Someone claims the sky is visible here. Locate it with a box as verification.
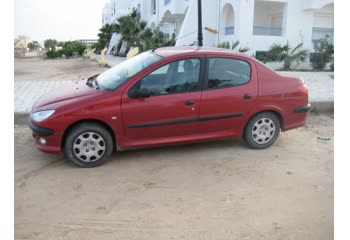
[14,0,106,43]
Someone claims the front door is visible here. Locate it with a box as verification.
[121,57,204,139]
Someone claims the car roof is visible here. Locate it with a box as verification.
[153,46,250,59]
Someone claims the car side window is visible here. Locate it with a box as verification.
[132,58,201,96]
[207,58,251,89]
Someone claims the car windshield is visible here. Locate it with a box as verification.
[97,51,163,91]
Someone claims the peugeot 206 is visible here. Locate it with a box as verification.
[29,47,311,167]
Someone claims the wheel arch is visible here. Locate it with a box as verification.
[61,119,117,151]
[243,109,285,137]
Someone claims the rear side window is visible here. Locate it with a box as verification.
[207,58,251,89]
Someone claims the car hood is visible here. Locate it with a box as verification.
[32,80,102,111]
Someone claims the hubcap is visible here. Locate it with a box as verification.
[73,132,106,162]
[251,118,276,145]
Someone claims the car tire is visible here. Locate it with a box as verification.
[64,123,114,168]
[244,112,281,149]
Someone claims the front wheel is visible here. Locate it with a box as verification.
[64,123,114,167]
[244,112,281,149]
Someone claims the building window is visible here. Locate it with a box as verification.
[225,27,234,36]
[312,27,334,43]
[221,3,235,36]
[312,4,334,43]
[253,0,286,36]
[165,0,171,6]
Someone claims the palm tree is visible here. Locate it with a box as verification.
[217,40,250,53]
[117,9,147,50]
[97,23,120,50]
[267,42,308,70]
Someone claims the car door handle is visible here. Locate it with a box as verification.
[185,100,195,106]
[243,94,252,100]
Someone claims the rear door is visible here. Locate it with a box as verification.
[197,56,258,134]
[121,57,204,139]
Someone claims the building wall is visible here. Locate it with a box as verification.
[102,0,333,59]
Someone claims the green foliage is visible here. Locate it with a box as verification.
[104,9,176,56]
[117,9,148,51]
[96,23,120,51]
[28,41,41,50]
[46,50,59,58]
[44,39,58,50]
[63,41,86,56]
[45,40,86,58]
[217,41,230,49]
[96,9,177,57]
[266,42,308,70]
[217,40,250,53]
[254,52,270,63]
[309,35,334,70]
[141,29,176,52]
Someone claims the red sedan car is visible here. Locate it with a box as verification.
[29,47,310,167]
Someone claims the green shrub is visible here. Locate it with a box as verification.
[63,41,86,56]
[217,40,250,53]
[56,50,64,58]
[255,51,270,63]
[265,42,308,70]
[310,36,334,70]
[217,41,230,49]
[46,50,59,58]
[63,48,74,57]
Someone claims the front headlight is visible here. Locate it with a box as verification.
[31,110,55,122]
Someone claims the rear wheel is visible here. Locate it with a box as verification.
[244,112,280,149]
[64,123,113,167]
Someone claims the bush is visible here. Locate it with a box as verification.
[309,53,329,70]
[310,36,334,70]
[56,49,64,58]
[255,51,269,63]
[217,40,250,53]
[264,42,308,70]
[46,50,59,58]
[63,41,86,56]
[63,48,74,57]
[46,41,87,58]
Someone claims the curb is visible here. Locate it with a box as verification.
[14,113,29,125]
[14,101,334,126]
[310,101,334,113]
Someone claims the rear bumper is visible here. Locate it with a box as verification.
[294,103,311,113]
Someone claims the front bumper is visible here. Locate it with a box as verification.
[28,118,54,136]
[28,118,61,154]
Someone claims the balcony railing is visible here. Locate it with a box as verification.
[225,27,235,35]
[253,26,282,36]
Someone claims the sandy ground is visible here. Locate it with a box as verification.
[15,113,333,240]
[14,57,107,81]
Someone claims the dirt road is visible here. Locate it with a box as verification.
[15,113,333,240]
[14,57,107,81]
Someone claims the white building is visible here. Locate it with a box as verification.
[102,0,334,57]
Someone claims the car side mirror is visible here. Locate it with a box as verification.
[128,88,151,99]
